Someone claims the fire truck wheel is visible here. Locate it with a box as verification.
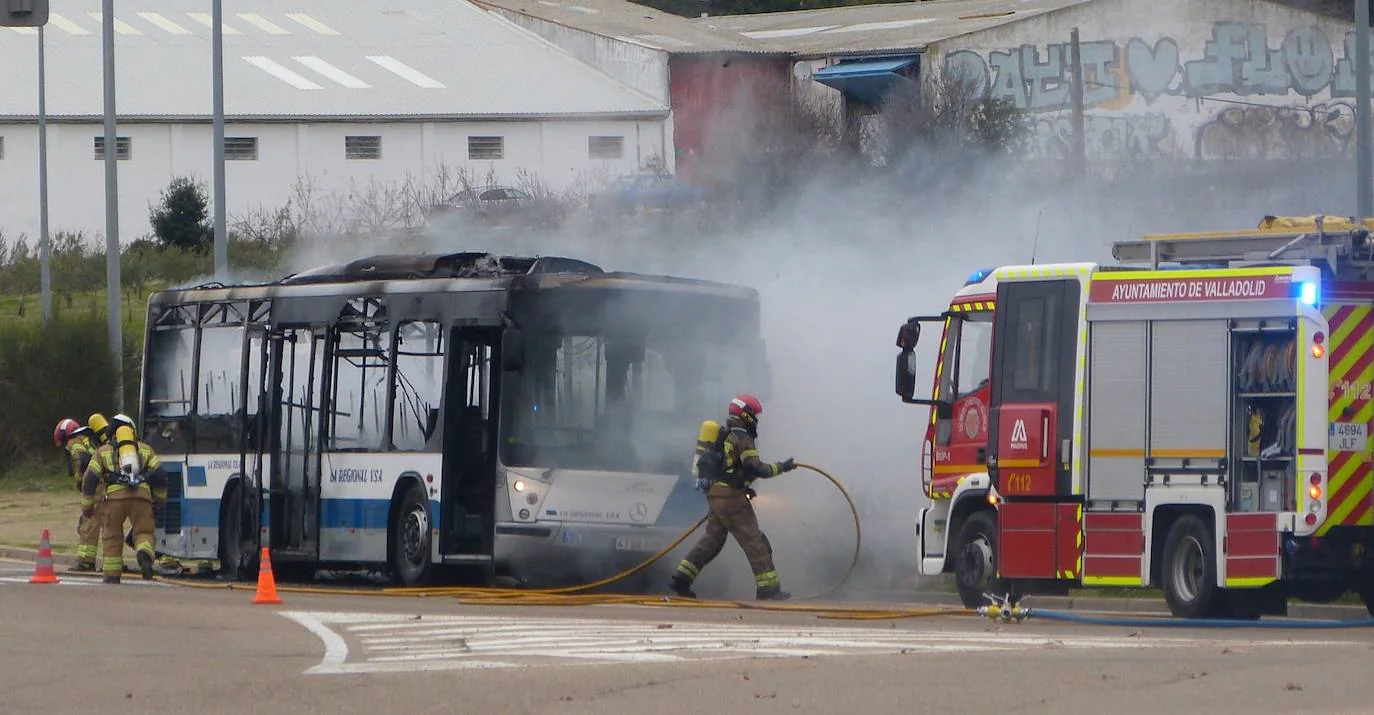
[389,483,433,587]
[1161,514,1221,619]
[954,511,1002,609]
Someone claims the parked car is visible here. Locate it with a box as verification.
[589,173,711,214]
[427,185,565,228]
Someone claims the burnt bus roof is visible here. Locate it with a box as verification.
[146,251,758,306]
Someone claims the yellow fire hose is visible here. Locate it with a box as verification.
[151,463,970,621]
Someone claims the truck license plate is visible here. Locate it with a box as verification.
[614,536,658,552]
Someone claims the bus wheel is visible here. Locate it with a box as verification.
[218,482,251,581]
[390,484,433,587]
[1161,514,1220,618]
[954,511,1002,609]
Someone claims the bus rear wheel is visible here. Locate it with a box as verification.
[390,483,433,587]
[218,481,253,581]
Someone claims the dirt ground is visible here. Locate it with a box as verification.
[0,491,138,560]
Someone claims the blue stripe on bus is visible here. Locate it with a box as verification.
[186,465,208,488]
[177,497,441,532]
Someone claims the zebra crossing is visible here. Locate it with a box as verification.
[0,567,168,587]
[280,610,1343,675]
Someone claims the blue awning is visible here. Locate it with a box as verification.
[812,56,917,106]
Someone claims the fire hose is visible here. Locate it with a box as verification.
[148,461,909,617]
[382,461,863,600]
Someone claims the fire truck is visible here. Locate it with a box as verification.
[895,215,1374,619]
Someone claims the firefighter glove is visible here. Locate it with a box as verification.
[746,488,758,500]
[777,458,796,473]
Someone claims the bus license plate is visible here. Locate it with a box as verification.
[615,536,659,552]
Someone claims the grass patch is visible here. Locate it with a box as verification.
[0,459,68,494]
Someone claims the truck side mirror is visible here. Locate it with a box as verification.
[500,328,525,373]
[895,349,918,400]
[894,320,921,400]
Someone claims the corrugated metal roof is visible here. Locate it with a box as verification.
[476,0,768,53]
[476,0,1091,56]
[697,0,1094,56]
[0,0,668,119]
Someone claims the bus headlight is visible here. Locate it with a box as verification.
[514,480,526,493]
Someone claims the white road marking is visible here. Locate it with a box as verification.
[280,611,1359,676]
[0,573,167,587]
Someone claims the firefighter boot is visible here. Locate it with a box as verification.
[103,574,120,585]
[756,584,791,601]
[668,571,698,599]
[137,550,155,581]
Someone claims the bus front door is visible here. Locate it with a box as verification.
[266,326,326,566]
[438,328,498,570]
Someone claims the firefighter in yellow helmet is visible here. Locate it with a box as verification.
[55,418,100,572]
[81,414,168,583]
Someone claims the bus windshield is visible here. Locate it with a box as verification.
[499,332,758,474]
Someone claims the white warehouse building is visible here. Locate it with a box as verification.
[0,0,671,243]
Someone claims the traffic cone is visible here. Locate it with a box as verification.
[29,529,60,584]
[251,546,282,605]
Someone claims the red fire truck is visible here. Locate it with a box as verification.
[896,215,1374,619]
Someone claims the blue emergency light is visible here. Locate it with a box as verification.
[1299,280,1318,306]
[965,268,995,286]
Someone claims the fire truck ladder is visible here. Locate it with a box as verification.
[1111,215,1374,280]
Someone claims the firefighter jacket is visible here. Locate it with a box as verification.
[81,442,168,508]
[65,436,96,492]
[719,422,781,490]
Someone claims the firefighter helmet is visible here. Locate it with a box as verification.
[728,394,764,425]
[88,413,110,445]
[53,418,90,447]
[109,413,137,441]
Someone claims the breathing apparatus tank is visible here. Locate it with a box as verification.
[110,415,144,485]
[693,419,723,491]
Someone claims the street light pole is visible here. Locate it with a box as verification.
[101,0,123,412]
[1357,0,1371,220]
[212,0,227,281]
[38,24,51,324]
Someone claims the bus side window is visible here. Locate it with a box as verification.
[391,320,445,452]
[144,327,194,454]
[330,321,390,452]
[193,325,246,453]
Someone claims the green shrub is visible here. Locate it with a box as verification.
[0,314,140,479]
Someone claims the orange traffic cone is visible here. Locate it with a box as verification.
[29,529,60,584]
[252,546,282,605]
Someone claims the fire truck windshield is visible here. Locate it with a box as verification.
[955,315,993,398]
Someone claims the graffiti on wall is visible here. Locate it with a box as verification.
[945,22,1373,112]
[1033,113,1174,161]
[1195,100,1354,159]
[945,21,1368,160]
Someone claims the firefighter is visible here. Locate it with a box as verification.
[669,394,797,601]
[55,418,100,572]
[81,414,168,583]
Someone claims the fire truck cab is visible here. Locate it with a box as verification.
[897,215,1374,619]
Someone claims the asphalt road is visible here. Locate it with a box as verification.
[4,560,1373,715]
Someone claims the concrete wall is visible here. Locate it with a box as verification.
[925,0,1363,162]
[0,117,668,242]
[486,9,671,105]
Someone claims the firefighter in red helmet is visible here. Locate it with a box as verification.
[670,394,797,601]
[55,418,100,572]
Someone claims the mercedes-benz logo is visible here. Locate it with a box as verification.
[629,502,648,522]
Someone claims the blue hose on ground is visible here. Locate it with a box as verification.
[1029,609,1374,629]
